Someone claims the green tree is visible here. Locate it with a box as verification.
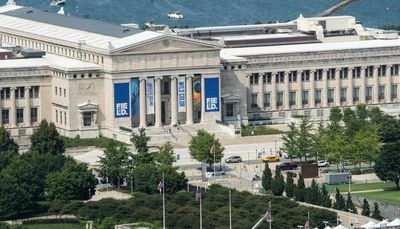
[131,128,154,164]
[99,216,117,229]
[0,160,37,217]
[285,172,295,198]
[295,174,306,202]
[312,121,326,161]
[282,117,314,163]
[374,140,400,189]
[271,166,285,196]
[282,122,298,161]
[345,193,357,214]
[351,124,381,166]
[305,179,320,205]
[0,126,19,170]
[371,202,383,220]
[46,160,97,201]
[188,129,224,167]
[155,142,175,167]
[261,162,272,191]
[98,141,131,188]
[333,188,346,210]
[132,164,161,194]
[328,106,343,133]
[30,120,65,155]
[163,166,188,194]
[321,185,332,208]
[361,199,370,217]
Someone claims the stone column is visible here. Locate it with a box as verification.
[322,70,328,107]
[10,87,16,127]
[25,86,31,127]
[360,67,366,104]
[139,77,147,128]
[373,66,379,103]
[297,71,302,109]
[335,68,340,106]
[186,75,193,125]
[284,71,289,109]
[154,76,162,127]
[258,73,264,110]
[271,72,277,110]
[348,68,354,106]
[386,64,392,103]
[170,76,178,125]
[310,70,316,108]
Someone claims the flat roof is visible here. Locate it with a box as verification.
[222,38,400,57]
[2,7,142,38]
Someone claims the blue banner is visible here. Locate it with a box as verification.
[114,83,130,118]
[204,77,220,112]
[130,79,140,116]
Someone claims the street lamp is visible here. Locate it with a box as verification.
[274,137,277,154]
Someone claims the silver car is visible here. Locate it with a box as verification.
[225,155,242,163]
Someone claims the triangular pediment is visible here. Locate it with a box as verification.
[113,35,221,55]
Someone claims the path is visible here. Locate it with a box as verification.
[317,0,356,17]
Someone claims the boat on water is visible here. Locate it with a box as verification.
[167,11,183,19]
[50,0,66,7]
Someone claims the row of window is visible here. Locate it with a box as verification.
[55,86,67,97]
[0,86,40,100]
[55,110,67,126]
[250,84,399,107]
[1,35,105,65]
[1,108,38,124]
[249,65,400,85]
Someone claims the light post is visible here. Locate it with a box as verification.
[348,172,352,194]
[274,137,277,154]
[348,209,353,229]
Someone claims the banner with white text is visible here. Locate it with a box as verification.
[204,77,220,112]
[114,82,130,118]
[178,76,186,112]
[146,78,155,114]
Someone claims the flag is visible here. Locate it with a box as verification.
[264,210,271,221]
[195,188,201,201]
[210,144,215,155]
[157,179,164,193]
[304,220,309,229]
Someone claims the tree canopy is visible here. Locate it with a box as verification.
[30,120,65,155]
[188,129,224,166]
[0,126,19,171]
[374,140,400,189]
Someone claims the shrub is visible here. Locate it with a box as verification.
[61,136,126,149]
[241,126,282,136]
[22,218,80,225]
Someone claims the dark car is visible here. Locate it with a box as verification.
[277,162,298,171]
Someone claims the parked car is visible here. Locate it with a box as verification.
[261,155,280,162]
[225,155,242,163]
[317,160,330,167]
[277,162,298,171]
[205,170,226,178]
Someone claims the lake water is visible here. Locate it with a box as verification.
[1,0,400,28]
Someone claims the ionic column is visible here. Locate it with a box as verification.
[284,71,289,109]
[186,75,193,125]
[25,86,31,127]
[360,67,366,103]
[348,68,354,106]
[297,71,302,109]
[10,87,16,127]
[271,72,277,110]
[373,66,379,103]
[386,64,392,103]
[154,76,162,127]
[335,68,341,106]
[139,77,147,128]
[170,76,178,126]
[258,73,264,110]
[322,70,328,107]
[310,70,316,108]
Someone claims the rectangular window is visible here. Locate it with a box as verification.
[302,90,309,104]
[251,94,257,108]
[31,108,38,123]
[55,86,58,95]
[328,68,336,80]
[1,110,9,124]
[315,89,322,103]
[15,87,24,99]
[365,66,374,78]
[60,112,63,124]
[250,73,259,85]
[83,112,92,127]
[226,103,234,117]
[0,88,10,100]
[378,65,386,77]
[162,81,170,95]
[56,110,58,123]
[353,67,361,78]
[391,85,398,99]
[340,68,348,79]
[379,85,385,99]
[59,88,62,96]
[315,69,323,81]
[289,91,296,105]
[301,70,310,82]
[64,112,67,125]
[266,72,272,83]
[276,72,284,83]
[64,89,66,97]
[328,88,334,103]
[391,64,399,76]
[353,88,360,101]
[16,108,23,123]
[340,88,347,102]
[277,92,283,106]
[289,71,297,82]
[29,86,40,98]
[264,93,270,107]
[366,86,372,100]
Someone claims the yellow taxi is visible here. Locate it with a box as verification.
[261,155,280,162]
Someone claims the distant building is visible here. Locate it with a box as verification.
[0,1,399,141]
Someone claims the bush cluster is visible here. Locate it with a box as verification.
[241,126,282,136]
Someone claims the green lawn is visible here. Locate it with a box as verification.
[355,190,400,205]
[16,224,85,229]
[327,182,396,193]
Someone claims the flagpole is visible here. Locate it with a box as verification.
[229,190,232,229]
[163,172,165,229]
[269,201,272,229]
[213,143,216,182]
[200,188,203,229]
